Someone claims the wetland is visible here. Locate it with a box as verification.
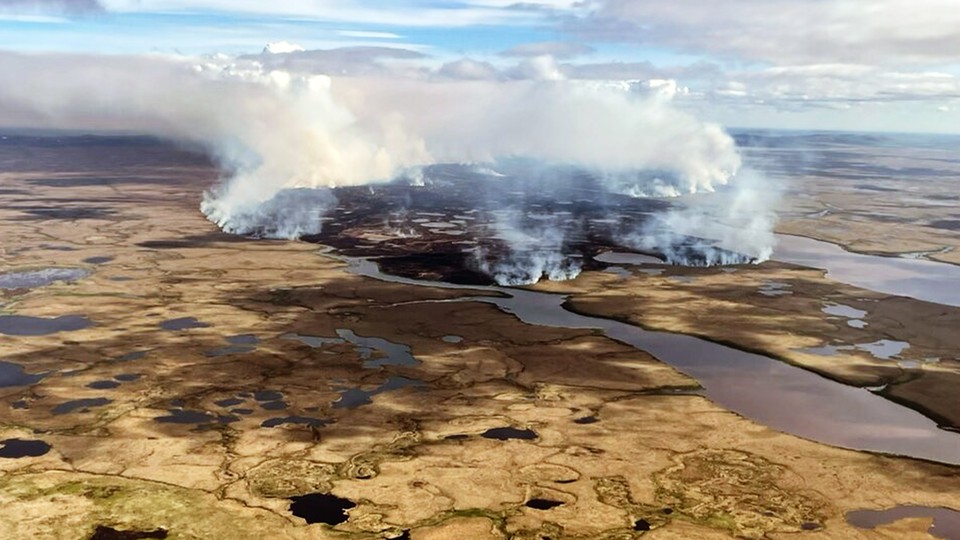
[1,132,959,539]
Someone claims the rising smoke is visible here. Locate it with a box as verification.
[620,169,780,265]
[472,210,583,286]
[0,49,778,281]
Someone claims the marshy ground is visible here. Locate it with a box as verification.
[1,134,959,539]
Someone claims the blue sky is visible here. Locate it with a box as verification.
[2,0,960,133]
[0,11,552,56]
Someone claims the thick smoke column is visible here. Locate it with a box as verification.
[0,51,742,236]
[0,52,429,237]
[0,49,779,281]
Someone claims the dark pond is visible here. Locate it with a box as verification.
[525,499,564,510]
[52,398,112,415]
[0,361,47,387]
[481,427,538,441]
[0,438,51,458]
[253,390,283,401]
[260,400,288,411]
[154,409,237,424]
[0,314,92,336]
[333,377,423,409]
[87,380,121,390]
[289,493,356,525]
[88,525,168,540]
[159,317,210,331]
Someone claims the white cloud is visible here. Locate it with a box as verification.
[507,55,565,80]
[0,13,68,23]
[337,30,401,39]
[716,65,960,105]
[99,0,543,27]
[5,0,960,132]
[573,0,960,66]
[436,58,500,80]
[500,41,593,59]
[1,0,104,16]
[467,0,579,7]
[239,46,429,77]
[263,41,304,54]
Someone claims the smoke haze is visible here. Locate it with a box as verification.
[621,169,781,265]
[0,48,778,280]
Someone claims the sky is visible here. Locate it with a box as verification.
[1,0,960,134]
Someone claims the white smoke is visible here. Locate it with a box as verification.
[343,76,741,195]
[381,207,422,239]
[621,169,781,266]
[205,187,337,238]
[472,210,582,286]
[0,50,744,239]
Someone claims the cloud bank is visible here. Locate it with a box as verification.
[2,0,104,15]
[573,0,960,66]
[3,0,958,133]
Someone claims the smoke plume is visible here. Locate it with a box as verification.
[472,210,582,286]
[621,169,781,265]
[0,51,742,229]
[0,49,779,281]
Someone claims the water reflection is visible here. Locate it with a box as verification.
[346,256,960,465]
[775,235,960,307]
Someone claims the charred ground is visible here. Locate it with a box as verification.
[300,165,744,284]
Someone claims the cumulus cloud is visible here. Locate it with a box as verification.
[262,41,304,54]
[505,55,566,81]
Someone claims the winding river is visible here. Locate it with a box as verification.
[344,256,960,466]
